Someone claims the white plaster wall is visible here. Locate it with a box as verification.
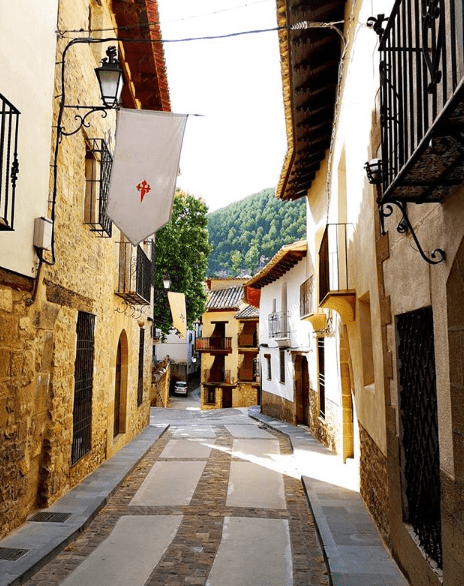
[0,1,58,276]
[302,0,398,455]
[155,329,198,374]
[259,257,311,402]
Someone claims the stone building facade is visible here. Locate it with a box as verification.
[196,279,259,409]
[274,0,464,584]
[0,0,170,538]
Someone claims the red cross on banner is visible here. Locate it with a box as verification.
[136,180,151,202]
[107,109,188,246]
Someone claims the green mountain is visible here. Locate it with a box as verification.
[207,188,306,277]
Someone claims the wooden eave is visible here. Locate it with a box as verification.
[246,240,307,289]
[276,0,346,201]
[112,0,171,111]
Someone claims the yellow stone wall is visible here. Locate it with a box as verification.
[0,0,156,538]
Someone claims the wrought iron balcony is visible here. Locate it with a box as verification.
[116,242,152,305]
[375,0,464,205]
[268,311,290,339]
[205,369,232,384]
[318,223,355,323]
[195,337,232,353]
[0,93,20,231]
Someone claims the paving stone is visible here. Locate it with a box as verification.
[19,415,328,586]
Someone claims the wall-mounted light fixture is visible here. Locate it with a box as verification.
[162,274,171,290]
[364,158,383,185]
[94,46,124,109]
[365,158,445,265]
[61,43,124,138]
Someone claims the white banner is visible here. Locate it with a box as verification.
[107,109,188,246]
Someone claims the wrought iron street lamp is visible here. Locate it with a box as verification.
[94,46,124,109]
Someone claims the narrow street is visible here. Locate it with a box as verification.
[21,395,328,586]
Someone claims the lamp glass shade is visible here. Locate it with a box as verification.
[95,66,124,108]
[163,276,171,290]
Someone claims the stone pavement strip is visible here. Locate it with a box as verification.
[0,423,168,586]
[249,406,409,586]
[3,408,329,586]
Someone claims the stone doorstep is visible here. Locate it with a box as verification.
[248,408,408,586]
[0,423,170,586]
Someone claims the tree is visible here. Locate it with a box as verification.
[244,242,260,276]
[153,190,212,338]
[230,251,243,276]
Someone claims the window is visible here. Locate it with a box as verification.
[84,138,112,237]
[0,93,20,231]
[359,295,374,386]
[207,388,216,404]
[72,312,96,465]
[397,307,442,568]
[318,338,325,419]
[116,237,152,305]
[265,354,271,381]
[280,349,286,383]
[137,328,145,406]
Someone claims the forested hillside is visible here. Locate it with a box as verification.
[207,188,306,277]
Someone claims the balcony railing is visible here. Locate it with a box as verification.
[300,275,315,318]
[378,0,464,203]
[319,224,353,302]
[195,337,232,353]
[116,243,151,305]
[0,93,20,231]
[318,223,355,323]
[205,369,232,384]
[268,311,290,339]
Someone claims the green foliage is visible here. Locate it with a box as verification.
[207,188,306,276]
[153,190,212,338]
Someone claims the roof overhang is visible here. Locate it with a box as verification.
[112,0,171,111]
[276,0,346,201]
[246,240,307,290]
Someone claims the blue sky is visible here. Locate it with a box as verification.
[157,0,287,212]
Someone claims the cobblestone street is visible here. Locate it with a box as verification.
[21,407,328,586]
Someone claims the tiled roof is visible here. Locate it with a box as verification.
[206,286,244,310]
[236,305,259,319]
[246,240,307,289]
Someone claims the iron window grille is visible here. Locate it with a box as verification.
[318,337,326,419]
[137,328,145,407]
[71,312,96,465]
[377,0,464,203]
[0,94,20,231]
[84,138,112,237]
[300,275,315,317]
[116,240,152,305]
[319,223,352,303]
[280,349,286,383]
[268,311,290,339]
[397,306,442,568]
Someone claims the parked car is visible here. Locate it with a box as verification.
[174,381,188,395]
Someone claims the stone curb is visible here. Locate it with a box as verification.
[248,407,408,586]
[0,423,169,586]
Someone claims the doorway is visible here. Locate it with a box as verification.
[222,388,232,408]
